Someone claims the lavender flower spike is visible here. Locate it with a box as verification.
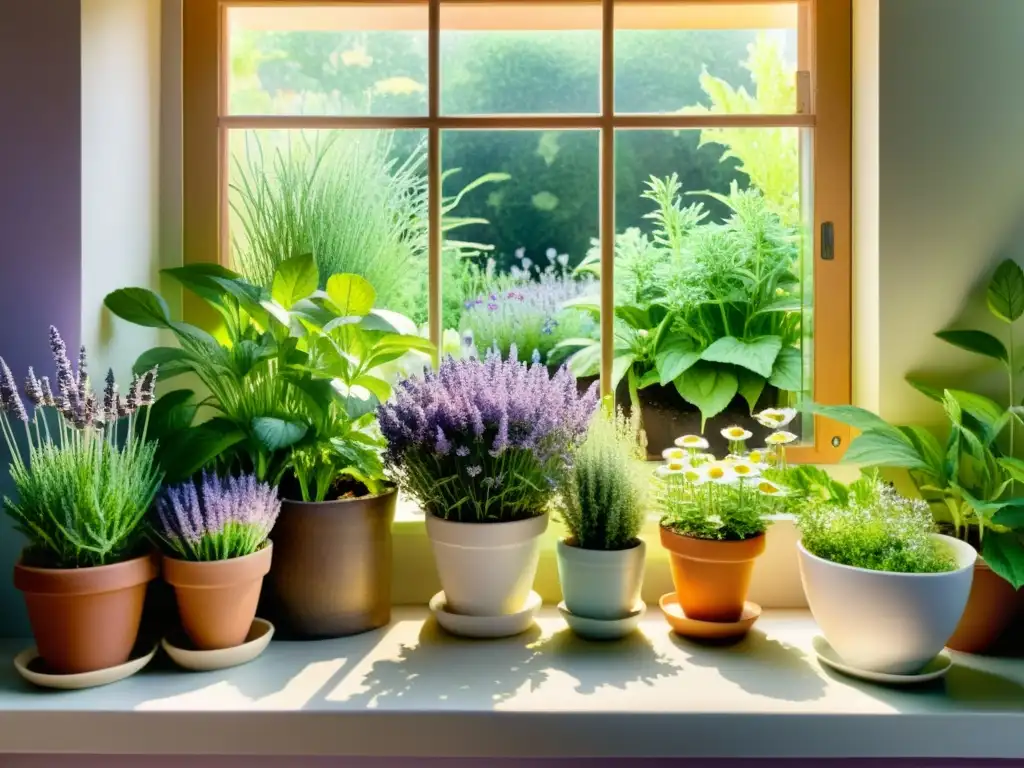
[0,358,28,423]
[48,326,78,411]
[139,367,158,406]
[24,367,43,406]
[102,369,116,422]
[39,376,55,408]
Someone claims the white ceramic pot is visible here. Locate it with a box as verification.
[798,534,976,674]
[426,513,548,616]
[556,539,645,620]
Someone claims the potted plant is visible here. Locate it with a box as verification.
[815,259,1024,654]
[378,346,597,629]
[1,328,162,674]
[657,414,792,633]
[104,255,433,637]
[153,472,280,650]
[796,471,976,674]
[555,401,647,626]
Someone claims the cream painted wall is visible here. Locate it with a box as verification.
[81,0,178,382]
[870,0,1024,424]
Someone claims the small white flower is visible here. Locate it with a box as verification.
[701,462,734,484]
[755,408,797,428]
[765,430,798,446]
[721,426,753,442]
[730,460,761,480]
[656,461,687,478]
[662,447,686,462]
[748,449,765,464]
[675,435,709,450]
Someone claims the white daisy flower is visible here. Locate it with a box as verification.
[755,408,797,428]
[730,460,761,480]
[748,449,765,464]
[721,426,753,442]
[765,430,798,446]
[701,462,734,484]
[675,435,709,450]
[662,447,686,462]
[656,461,687,477]
[756,479,790,497]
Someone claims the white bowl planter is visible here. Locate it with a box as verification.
[798,534,976,675]
[426,513,548,616]
[556,539,645,620]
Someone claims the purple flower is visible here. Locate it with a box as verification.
[0,358,28,423]
[455,445,470,457]
[487,302,499,312]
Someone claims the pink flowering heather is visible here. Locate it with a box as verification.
[153,472,280,561]
[378,346,598,522]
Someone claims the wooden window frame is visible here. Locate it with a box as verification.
[183,0,851,463]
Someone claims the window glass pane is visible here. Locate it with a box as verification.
[226,5,428,116]
[611,127,810,458]
[227,129,431,325]
[440,3,601,115]
[440,130,600,371]
[614,2,801,115]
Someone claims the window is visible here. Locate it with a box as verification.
[184,0,851,462]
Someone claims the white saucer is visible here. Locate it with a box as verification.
[14,644,158,690]
[812,636,952,685]
[162,618,275,672]
[558,601,646,640]
[429,591,542,638]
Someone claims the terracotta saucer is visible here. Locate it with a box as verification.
[558,601,646,640]
[659,592,761,639]
[430,590,541,639]
[14,644,158,690]
[162,618,274,672]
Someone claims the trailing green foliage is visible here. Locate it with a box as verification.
[558,401,647,550]
[104,256,433,500]
[798,472,957,575]
[813,259,1024,589]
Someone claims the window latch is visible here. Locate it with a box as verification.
[821,221,835,261]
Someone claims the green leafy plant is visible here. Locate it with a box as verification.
[104,255,433,501]
[657,415,793,541]
[563,178,801,427]
[0,329,162,568]
[813,259,1024,589]
[558,400,647,550]
[798,472,957,575]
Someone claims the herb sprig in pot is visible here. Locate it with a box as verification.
[154,472,280,651]
[379,346,597,623]
[1,328,162,675]
[556,401,648,625]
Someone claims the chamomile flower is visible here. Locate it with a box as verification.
[702,462,733,483]
[662,447,686,462]
[748,449,765,464]
[756,480,789,497]
[675,435,709,450]
[765,430,798,446]
[721,426,753,442]
[730,460,761,480]
[656,460,687,477]
[755,408,797,429]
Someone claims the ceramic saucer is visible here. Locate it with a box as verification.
[14,644,158,690]
[659,592,761,640]
[812,636,952,686]
[558,600,646,640]
[430,590,542,638]
[162,618,275,672]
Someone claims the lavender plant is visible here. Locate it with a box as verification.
[152,472,280,561]
[378,347,598,523]
[559,401,647,550]
[0,328,162,568]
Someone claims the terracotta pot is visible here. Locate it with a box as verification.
[799,535,976,674]
[13,552,158,674]
[659,526,766,622]
[162,544,273,651]
[946,557,1020,654]
[264,488,396,638]
[426,513,548,616]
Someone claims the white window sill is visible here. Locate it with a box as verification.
[0,608,1022,758]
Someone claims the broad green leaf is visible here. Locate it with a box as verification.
[568,344,601,378]
[251,417,308,452]
[982,530,1024,589]
[359,308,418,335]
[754,295,801,315]
[655,337,700,385]
[898,425,945,480]
[610,352,637,393]
[737,369,767,414]
[987,259,1024,323]
[326,274,376,317]
[999,456,1024,484]
[132,347,198,379]
[272,254,318,309]
[141,389,196,443]
[614,305,651,330]
[104,288,172,329]
[945,389,1007,443]
[813,403,910,438]
[158,420,246,483]
[934,330,1008,364]
[353,374,393,403]
[162,264,240,306]
[674,363,739,427]
[560,296,600,321]
[906,377,943,402]
[841,432,932,471]
[768,346,802,392]
[701,336,782,379]
[992,506,1024,529]
[637,368,661,388]
[333,381,378,418]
